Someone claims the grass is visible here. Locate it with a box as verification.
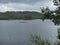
[31,34,51,45]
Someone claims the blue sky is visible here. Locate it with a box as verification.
[0,0,57,12]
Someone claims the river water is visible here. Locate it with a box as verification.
[0,19,59,45]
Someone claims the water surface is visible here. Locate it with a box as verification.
[0,19,59,45]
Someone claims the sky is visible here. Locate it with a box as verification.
[0,0,57,12]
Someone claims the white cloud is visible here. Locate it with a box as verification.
[0,1,57,12]
[34,0,57,10]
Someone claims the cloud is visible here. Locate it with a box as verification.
[0,0,57,12]
[0,0,41,4]
[0,3,40,12]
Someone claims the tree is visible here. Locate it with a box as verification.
[53,0,60,6]
[55,6,60,15]
[53,0,60,18]
[41,7,52,19]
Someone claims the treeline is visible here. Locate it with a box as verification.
[0,11,41,20]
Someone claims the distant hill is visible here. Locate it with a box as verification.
[0,11,41,20]
[1,11,41,15]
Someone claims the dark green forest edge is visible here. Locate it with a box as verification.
[0,11,41,20]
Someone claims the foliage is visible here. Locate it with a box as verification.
[23,15,32,20]
[40,6,60,25]
[41,7,53,19]
[0,11,41,20]
[53,0,59,6]
[31,34,51,45]
[55,7,60,15]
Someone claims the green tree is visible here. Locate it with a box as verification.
[41,7,52,19]
[53,0,60,6]
[55,6,60,15]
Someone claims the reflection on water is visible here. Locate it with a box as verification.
[31,28,60,45]
[0,19,59,45]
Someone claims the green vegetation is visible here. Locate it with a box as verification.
[31,34,51,45]
[40,7,53,19]
[40,6,60,25]
[0,11,41,20]
[55,28,60,45]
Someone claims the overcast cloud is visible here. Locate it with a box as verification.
[0,0,57,12]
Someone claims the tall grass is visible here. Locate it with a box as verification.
[31,34,51,45]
